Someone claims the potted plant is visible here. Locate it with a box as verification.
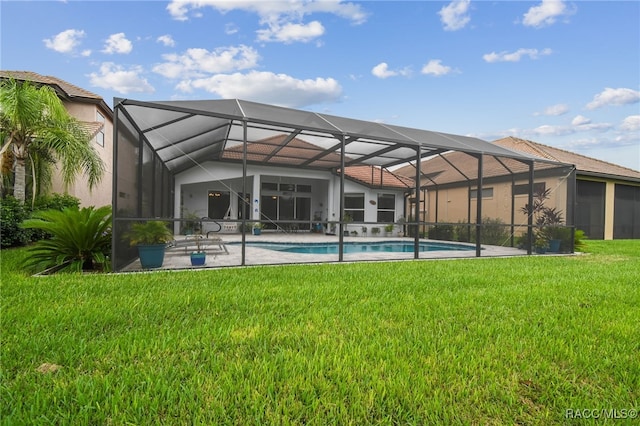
[189,233,206,266]
[361,226,368,237]
[252,222,264,235]
[384,223,394,237]
[343,212,353,237]
[520,188,564,253]
[397,216,407,237]
[126,220,173,269]
[371,227,380,237]
[326,221,337,235]
[181,207,201,235]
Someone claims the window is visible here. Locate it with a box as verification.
[345,193,364,222]
[470,187,494,199]
[513,182,546,196]
[96,111,105,147]
[377,193,395,222]
[262,182,278,191]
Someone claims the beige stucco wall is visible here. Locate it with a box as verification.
[49,101,113,208]
[423,176,569,234]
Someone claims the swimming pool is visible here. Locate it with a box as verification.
[234,240,475,254]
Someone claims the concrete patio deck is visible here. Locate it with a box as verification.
[121,232,527,272]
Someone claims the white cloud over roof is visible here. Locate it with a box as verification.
[175,70,342,108]
[89,62,154,94]
[153,45,260,79]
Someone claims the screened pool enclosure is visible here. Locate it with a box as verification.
[112,98,576,271]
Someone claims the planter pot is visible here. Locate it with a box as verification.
[535,246,548,254]
[137,244,166,269]
[253,228,262,235]
[548,239,561,253]
[190,252,206,266]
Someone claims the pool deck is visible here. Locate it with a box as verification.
[122,232,528,272]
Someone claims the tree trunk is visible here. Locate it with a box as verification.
[13,156,26,203]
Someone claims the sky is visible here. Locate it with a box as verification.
[1,0,639,170]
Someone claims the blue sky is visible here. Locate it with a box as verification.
[1,0,639,170]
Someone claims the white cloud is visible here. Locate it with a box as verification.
[102,33,133,54]
[43,29,86,54]
[421,59,454,76]
[522,0,575,28]
[586,87,640,110]
[620,115,640,131]
[225,23,239,35]
[438,0,471,31]
[257,20,324,43]
[157,35,176,47]
[176,70,342,108]
[153,45,260,79]
[88,62,154,94]
[571,115,591,126]
[538,104,569,116]
[483,48,552,63]
[371,63,395,79]
[532,124,575,137]
[166,0,366,43]
[371,62,410,79]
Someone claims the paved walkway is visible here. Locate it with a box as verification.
[122,232,527,272]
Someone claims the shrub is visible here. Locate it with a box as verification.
[20,205,112,273]
[428,225,454,241]
[29,194,81,241]
[479,217,510,246]
[454,221,472,242]
[0,196,32,248]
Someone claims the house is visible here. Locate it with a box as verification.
[394,136,640,240]
[0,71,113,207]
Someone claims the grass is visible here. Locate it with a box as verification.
[1,241,639,425]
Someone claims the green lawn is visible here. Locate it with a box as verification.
[1,241,639,425]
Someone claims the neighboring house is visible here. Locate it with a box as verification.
[494,137,640,240]
[395,136,640,240]
[0,71,113,208]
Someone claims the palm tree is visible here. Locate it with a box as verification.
[0,78,104,205]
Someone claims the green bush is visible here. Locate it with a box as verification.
[29,194,81,241]
[20,205,112,273]
[454,221,472,242]
[428,224,454,241]
[479,217,510,246]
[33,193,80,211]
[0,196,32,248]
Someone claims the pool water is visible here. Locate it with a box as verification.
[238,240,474,254]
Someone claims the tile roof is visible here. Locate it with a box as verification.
[340,165,414,189]
[494,137,640,181]
[223,134,413,189]
[222,134,344,168]
[0,70,102,100]
[395,136,640,187]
